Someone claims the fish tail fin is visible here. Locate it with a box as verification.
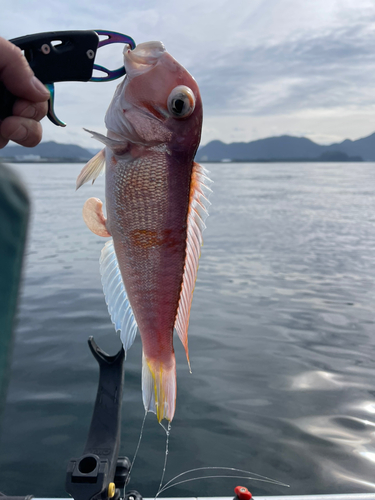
[142,351,176,422]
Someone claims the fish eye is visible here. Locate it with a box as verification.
[167,85,195,119]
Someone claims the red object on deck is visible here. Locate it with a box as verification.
[234,486,252,500]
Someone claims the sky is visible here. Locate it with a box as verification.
[2,0,375,149]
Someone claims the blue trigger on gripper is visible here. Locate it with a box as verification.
[46,83,66,127]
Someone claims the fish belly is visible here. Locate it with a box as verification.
[106,151,192,367]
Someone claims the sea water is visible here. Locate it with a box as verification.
[0,162,374,497]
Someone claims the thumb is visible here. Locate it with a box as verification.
[0,36,50,103]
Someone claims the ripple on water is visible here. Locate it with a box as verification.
[1,162,375,497]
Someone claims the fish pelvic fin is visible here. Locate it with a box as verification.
[82,197,111,237]
[174,162,212,371]
[100,239,138,353]
[76,148,106,190]
[142,351,176,422]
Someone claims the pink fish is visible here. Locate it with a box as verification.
[76,41,211,422]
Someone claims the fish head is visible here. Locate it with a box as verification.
[105,41,202,158]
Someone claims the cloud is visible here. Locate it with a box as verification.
[194,16,375,118]
[2,0,375,146]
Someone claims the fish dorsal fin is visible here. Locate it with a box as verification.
[76,148,106,190]
[100,239,138,352]
[174,162,212,370]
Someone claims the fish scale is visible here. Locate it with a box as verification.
[107,152,190,355]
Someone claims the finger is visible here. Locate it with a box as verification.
[0,115,43,147]
[0,135,9,149]
[0,37,50,103]
[13,99,49,122]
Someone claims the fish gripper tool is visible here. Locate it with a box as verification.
[0,30,136,127]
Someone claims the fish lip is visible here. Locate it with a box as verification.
[123,41,166,78]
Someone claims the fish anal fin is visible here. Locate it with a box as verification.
[174,162,212,370]
[76,149,106,190]
[83,197,111,237]
[142,352,176,422]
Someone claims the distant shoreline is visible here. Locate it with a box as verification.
[201,157,365,163]
[0,158,88,164]
[1,133,373,163]
[0,157,368,164]
[197,134,374,162]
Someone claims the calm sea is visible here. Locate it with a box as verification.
[0,162,374,498]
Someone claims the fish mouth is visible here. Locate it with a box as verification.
[123,41,166,78]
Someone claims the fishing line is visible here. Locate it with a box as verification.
[155,466,289,498]
[123,410,148,500]
[156,475,289,496]
[129,410,148,475]
[155,420,172,498]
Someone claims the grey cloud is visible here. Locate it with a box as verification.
[192,18,375,116]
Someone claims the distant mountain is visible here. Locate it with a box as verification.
[316,151,362,162]
[0,133,372,163]
[196,133,375,162]
[324,133,375,160]
[0,141,93,161]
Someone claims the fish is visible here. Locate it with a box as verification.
[76,41,211,422]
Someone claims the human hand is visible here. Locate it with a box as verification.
[0,36,50,149]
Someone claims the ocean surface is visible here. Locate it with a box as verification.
[0,161,375,498]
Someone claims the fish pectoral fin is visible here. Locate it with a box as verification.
[100,239,138,352]
[82,197,111,237]
[142,352,176,422]
[76,149,106,190]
